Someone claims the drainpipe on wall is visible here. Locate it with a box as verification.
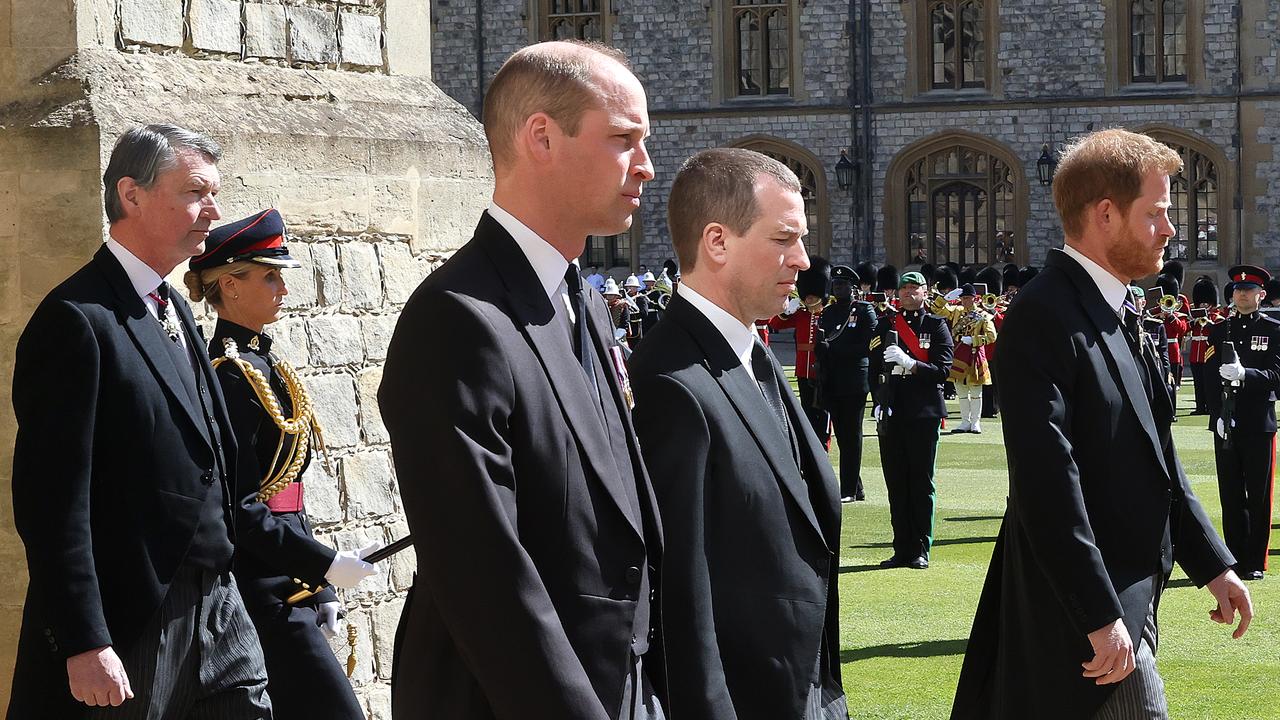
[859,0,875,262]
[476,0,486,118]
[847,0,860,262]
[1234,0,1244,265]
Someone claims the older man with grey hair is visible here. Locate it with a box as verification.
[8,124,272,719]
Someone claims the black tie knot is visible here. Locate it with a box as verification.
[565,266,583,295]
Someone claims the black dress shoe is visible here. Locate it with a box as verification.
[906,556,929,570]
[880,556,906,569]
[1241,570,1264,581]
[840,496,856,503]
[853,493,866,501]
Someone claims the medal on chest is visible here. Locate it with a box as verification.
[919,332,931,350]
[1251,335,1269,351]
[160,307,181,343]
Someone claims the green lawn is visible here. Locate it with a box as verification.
[791,374,1280,719]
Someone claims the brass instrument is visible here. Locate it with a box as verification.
[981,293,1000,313]
[1158,294,1180,313]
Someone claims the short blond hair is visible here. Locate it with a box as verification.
[1052,129,1183,239]
[482,41,630,170]
[667,148,802,271]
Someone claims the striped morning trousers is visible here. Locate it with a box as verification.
[1093,608,1168,720]
[85,564,272,720]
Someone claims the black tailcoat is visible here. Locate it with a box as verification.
[951,249,1233,719]
[628,293,844,720]
[378,213,663,720]
[8,247,241,718]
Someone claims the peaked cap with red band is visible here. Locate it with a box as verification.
[188,208,300,272]
[1226,264,1270,292]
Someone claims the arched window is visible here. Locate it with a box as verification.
[731,0,792,96]
[1129,0,1187,83]
[538,0,607,41]
[1146,132,1219,262]
[886,133,1028,267]
[929,0,986,90]
[733,137,829,257]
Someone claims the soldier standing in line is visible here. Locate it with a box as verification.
[869,271,954,569]
[818,264,878,502]
[1205,265,1280,582]
[1187,275,1226,415]
[769,257,834,447]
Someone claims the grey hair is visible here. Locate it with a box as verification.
[103,124,223,223]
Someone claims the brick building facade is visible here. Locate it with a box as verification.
[432,0,1280,288]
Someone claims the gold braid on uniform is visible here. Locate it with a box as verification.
[211,338,330,503]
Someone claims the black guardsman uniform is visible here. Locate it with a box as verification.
[818,264,877,501]
[869,271,954,569]
[1205,265,1280,581]
[191,209,364,719]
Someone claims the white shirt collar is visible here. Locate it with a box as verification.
[105,237,164,299]
[676,282,757,369]
[487,201,571,302]
[1062,243,1130,314]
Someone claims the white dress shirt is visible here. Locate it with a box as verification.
[1062,243,1131,316]
[676,282,759,372]
[105,237,189,352]
[488,202,578,323]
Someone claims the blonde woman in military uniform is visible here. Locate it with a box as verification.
[185,209,374,719]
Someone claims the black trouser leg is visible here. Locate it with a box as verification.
[905,419,942,559]
[1190,363,1208,413]
[797,378,830,447]
[830,393,867,499]
[878,420,912,559]
[1237,433,1276,572]
[1215,434,1250,568]
[249,602,365,720]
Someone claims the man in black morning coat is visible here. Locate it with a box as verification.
[378,42,664,720]
[952,129,1252,720]
[8,125,272,718]
[629,148,846,720]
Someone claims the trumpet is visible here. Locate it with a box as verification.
[1156,294,1186,317]
[981,293,1001,312]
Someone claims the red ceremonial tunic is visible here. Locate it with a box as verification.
[768,308,820,379]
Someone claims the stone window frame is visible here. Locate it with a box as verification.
[882,130,1029,268]
[710,0,807,105]
[528,0,614,43]
[904,0,1001,100]
[1139,125,1233,266]
[581,218,642,272]
[729,135,831,258]
[1104,0,1205,92]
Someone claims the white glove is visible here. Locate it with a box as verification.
[1219,362,1245,382]
[783,296,802,315]
[324,542,379,589]
[872,405,892,421]
[960,336,974,346]
[318,601,342,640]
[1216,417,1237,440]
[945,288,962,302]
[883,345,917,373]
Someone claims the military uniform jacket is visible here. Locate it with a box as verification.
[8,247,242,718]
[208,319,337,608]
[817,298,877,398]
[951,249,1233,720]
[1205,312,1280,434]
[868,310,954,420]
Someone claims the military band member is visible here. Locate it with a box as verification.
[1188,275,1225,415]
[1154,272,1189,389]
[624,274,648,343]
[930,283,997,433]
[1133,287,1174,402]
[818,264,878,502]
[1205,265,1280,581]
[869,271,954,569]
[769,257,833,446]
[186,209,376,719]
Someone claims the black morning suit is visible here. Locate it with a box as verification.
[951,249,1233,719]
[868,309,954,561]
[628,293,845,720]
[1204,311,1280,575]
[209,319,362,719]
[378,212,664,720]
[8,247,245,717]
[818,297,877,500]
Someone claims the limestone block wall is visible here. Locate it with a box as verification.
[0,1,490,713]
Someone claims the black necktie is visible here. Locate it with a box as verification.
[565,266,601,403]
[752,339,789,435]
